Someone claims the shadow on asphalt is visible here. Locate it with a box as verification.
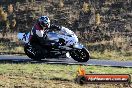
[0,55,87,65]
[0,59,68,64]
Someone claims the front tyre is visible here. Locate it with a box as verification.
[69,48,89,62]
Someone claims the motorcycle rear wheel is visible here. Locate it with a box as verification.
[24,44,42,61]
[69,48,89,62]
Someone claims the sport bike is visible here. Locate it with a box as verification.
[17,26,90,62]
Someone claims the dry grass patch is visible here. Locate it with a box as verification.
[0,64,132,87]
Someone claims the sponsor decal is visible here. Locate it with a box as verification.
[75,66,131,85]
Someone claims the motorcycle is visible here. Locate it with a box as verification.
[17,26,90,62]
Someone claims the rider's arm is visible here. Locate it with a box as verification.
[50,24,61,31]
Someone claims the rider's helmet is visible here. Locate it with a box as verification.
[38,16,50,28]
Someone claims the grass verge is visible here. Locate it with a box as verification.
[91,50,132,61]
[86,41,132,61]
[0,42,24,54]
[0,64,131,88]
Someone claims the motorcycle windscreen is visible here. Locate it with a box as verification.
[17,33,30,43]
[46,32,59,42]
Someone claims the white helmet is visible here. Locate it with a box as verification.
[38,16,50,28]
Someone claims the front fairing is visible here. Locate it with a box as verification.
[46,27,79,46]
[73,43,84,49]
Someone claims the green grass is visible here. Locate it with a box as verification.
[0,64,131,88]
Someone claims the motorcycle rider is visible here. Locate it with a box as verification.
[30,16,61,45]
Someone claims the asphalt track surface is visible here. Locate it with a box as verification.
[0,55,132,67]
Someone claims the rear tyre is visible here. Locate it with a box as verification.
[24,43,42,61]
[69,48,89,62]
[24,43,34,59]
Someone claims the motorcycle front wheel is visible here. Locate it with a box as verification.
[69,48,89,62]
